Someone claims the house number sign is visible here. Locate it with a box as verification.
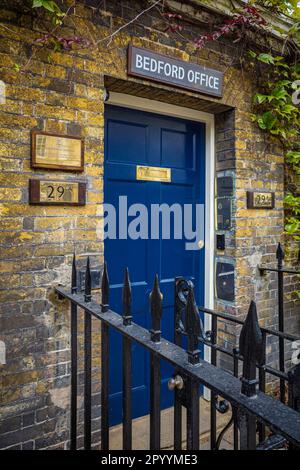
[247,191,275,209]
[128,46,224,98]
[29,179,86,206]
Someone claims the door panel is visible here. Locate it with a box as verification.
[104,105,205,425]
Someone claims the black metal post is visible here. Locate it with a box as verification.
[173,278,187,450]
[233,347,239,450]
[288,363,300,450]
[185,285,201,449]
[70,254,77,450]
[122,268,132,450]
[150,274,162,450]
[101,262,110,451]
[238,301,263,449]
[186,285,203,365]
[186,377,200,450]
[84,257,92,450]
[237,410,256,450]
[210,314,217,450]
[277,243,286,403]
[258,330,266,442]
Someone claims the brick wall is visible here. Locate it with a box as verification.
[0,0,298,449]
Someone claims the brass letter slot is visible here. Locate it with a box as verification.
[136,165,171,183]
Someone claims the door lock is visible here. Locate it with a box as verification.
[197,240,204,249]
[168,375,184,391]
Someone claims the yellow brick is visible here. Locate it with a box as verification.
[0,157,22,172]
[46,51,75,68]
[44,120,67,134]
[0,127,26,142]
[88,192,102,203]
[0,112,38,129]
[35,104,75,121]
[86,166,103,177]
[65,96,91,110]
[0,143,29,158]
[76,218,100,229]
[92,180,103,192]
[2,370,41,388]
[35,217,75,231]
[0,273,20,289]
[83,126,102,139]
[0,260,20,273]
[0,188,22,201]
[44,64,67,80]
[0,230,44,245]
[236,229,255,238]
[0,218,23,230]
[0,52,15,68]
[85,113,104,126]
[34,243,74,257]
[85,151,102,164]
[1,98,24,114]
[6,84,45,103]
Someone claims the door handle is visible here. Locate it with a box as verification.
[168,375,184,391]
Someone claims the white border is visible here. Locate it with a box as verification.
[107,92,215,380]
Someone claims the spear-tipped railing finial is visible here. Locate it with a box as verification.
[84,256,91,303]
[185,283,203,365]
[71,252,77,294]
[276,242,285,268]
[122,267,132,326]
[101,262,109,313]
[150,274,163,342]
[239,301,263,397]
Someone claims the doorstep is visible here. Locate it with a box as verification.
[109,398,232,450]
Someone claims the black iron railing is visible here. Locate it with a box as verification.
[259,243,300,403]
[55,253,300,451]
[174,272,300,450]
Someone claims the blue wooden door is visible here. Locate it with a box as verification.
[104,105,205,425]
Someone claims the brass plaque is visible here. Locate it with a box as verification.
[29,179,86,206]
[136,165,171,183]
[247,191,275,209]
[31,131,84,171]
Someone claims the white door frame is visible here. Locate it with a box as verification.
[106,92,215,369]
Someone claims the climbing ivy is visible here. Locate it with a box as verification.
[31,0,65,25]
[249,50,300,240]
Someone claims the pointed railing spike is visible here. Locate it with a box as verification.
[150,274,163,342]
[84,256,92,302]
[122,268,132,326]
[101,262,109,313]
[288,363,300,412]
[186,283,202,365]
[84,256,92,303]
[276,242,285,268]
[71,253,77,294]
[239,301,263,397]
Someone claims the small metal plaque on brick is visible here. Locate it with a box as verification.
[247,191,275,209]
[29,179,86,206]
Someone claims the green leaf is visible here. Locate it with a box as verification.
[262,111,277,130]
[248,50,257,59]
[272,88,288,100]
[32,0,43,7]
[257,53,275,64]
[254,93,268,104]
